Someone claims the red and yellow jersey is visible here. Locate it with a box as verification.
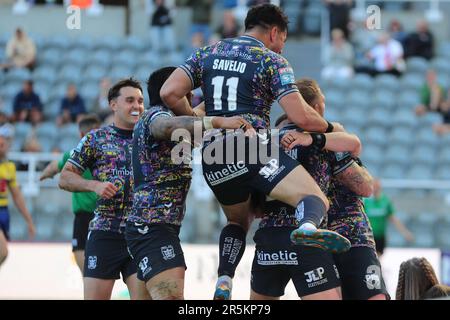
[0,160,18,207]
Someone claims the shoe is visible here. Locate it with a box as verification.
[213,275,232,300]
[290,228,351,254]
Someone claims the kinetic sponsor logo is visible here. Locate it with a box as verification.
[256,250,298,265]
[204,161,248,186]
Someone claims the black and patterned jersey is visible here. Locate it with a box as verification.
[180,35,299,130]
[68,125,134,233]
[128,106,192,226]
[258,124,354,229]
[327,159,376,249]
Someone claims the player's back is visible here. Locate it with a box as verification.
[181,35,298,130]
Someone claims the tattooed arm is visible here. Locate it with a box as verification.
[150,115,253,141]
[335,162,374,197]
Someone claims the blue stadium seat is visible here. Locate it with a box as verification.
[84,65,109,83]
[374,74,398,91]
[416,127,440,147]
[125,35,147,52]
[79,82,99,103]
[411,145,437,166]
[392,109,420,128]
[381,163,407,179]
[94,35,123,51]
[35,121,58,141]
[438,148,450,166]
[406,164,433,179]
[368,108,390,127]
[32,66,57,84]
[324,89,346,109]
[351,74,374,91]
[39,48,63,67]
[58,136,82,151]
[58,65,82,84]
[360,144,383,165]
[400,74,424,91]
[342,106,367,127]
[418,112,442,127]
[91,49,113,69]
[72,35,96,51]
[363,126,387,147]
[5,68,31,82]
[372,90,397,109]
[397,90,421,110]
[109,66,135,81]
[112,50,138,68]
[437,41,450,59]
[47,35,73,51]
[0,82,19,100]
[35,216,56,240]
[65,49,89,69]
[302,5,321,36]
[14,122,32,140]
[390,126,414,147]
[60,123,79,139]
[43,100,62,121]
[406,57,429,74]
[434,167,450,180]
[385,144,410,165]
[345,90,371,109]
[430,57,450,74]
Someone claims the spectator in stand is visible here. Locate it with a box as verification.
[324,0,353,40]
[321,28,354,80]
[365,32,405,77]
[1,28,36,71]
[91,77,112,122]
[12,80,43,126]
[178,0,213,48]
[210,9,241,44]
[405,19,434,60]
[388,19,408,49]
[149,0,177,53]
[364,178,414,257]
[56,84,86,127]
[415,69,446,116]
[432,88,450,135]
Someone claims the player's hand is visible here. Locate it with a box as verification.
[331,122,345,132]
[39,172,52,181]
[27,222,36,240]
[281,131,312,150]
[93,182,119,199]
[212,116,254,132]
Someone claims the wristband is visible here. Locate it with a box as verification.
[325,121,334,133]
[203,116,214,130]
[310,133,326,149]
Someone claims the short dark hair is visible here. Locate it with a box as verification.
[245,4,289,32]
[78,114,101,135]
[108,78,143,103]
[147,66,177,106]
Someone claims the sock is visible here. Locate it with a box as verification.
[218,224,246,278]
[295,195,326,228]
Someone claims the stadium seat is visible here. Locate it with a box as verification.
[125,35,147,53]
[72,35,96,51]
[430,57,450,74]
[345,90,371,109]
[110,66,135,81]
[324,89,346,109]
[368,108,390,127]
[94,34,123,51]
[384,145,410,166]
[8,212,27,240]
[112,50,138,68]
[387,224,406,247]
[434,167,450,180]
[351,73,374,91]
[35,216,56,240]
[406,57,429,74]
[39,48,63,67]
[437,41,450,59]
[58,136,81,151]
[43,100,62,121]
[32,66,58,85]
[406,164,433,179]
[35,122,58,141]
[14,122,32,140]
[411,145,437,166]
[79,82,100,102]
[372,90,396,109]
[5,68,31,83]
[397,90,421,110]
[416,128,440,147]
[91,49,113,69]
[342,106,367,127]
[363,126,388,147]
[302,5,321,36]
[381,163,407,179]
[58,65,83,84]
[360,144,383,165]
[418,112,442,127]
[83,65,109,83]
[391,109,420,128]
[438,148,450,166]
[374,74,398,91]
[390,126,414,147]
[47,35,73,51]
[65,48,89,69]
[400,74,424,91]
[59,123,79,139]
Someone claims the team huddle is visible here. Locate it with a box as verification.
[52,4,389,300]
